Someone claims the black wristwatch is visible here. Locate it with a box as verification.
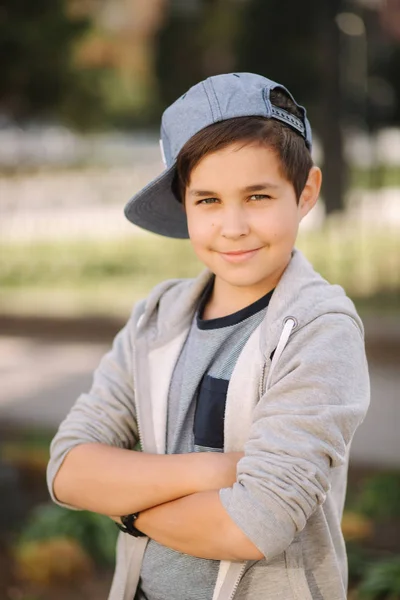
[116,512,146,537]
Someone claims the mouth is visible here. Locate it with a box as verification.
[218,247,262,263]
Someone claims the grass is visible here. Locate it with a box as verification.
[0,236,202,318]
[351,166,400,189]
[299,217,400,300]
[0,218,399,318]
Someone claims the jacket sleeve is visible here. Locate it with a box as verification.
[219,313,370,558]
[46,302,144,509]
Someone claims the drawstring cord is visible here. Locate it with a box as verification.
[265,318,296,391]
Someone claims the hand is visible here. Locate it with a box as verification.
[109,516,122,524]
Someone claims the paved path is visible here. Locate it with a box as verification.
[0,337,108,428]
[0,334,399,468]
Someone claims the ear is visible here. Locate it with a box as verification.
[299,166,322,220]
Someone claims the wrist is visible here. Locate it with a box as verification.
[135,511,145,531]
[116,512,146,537]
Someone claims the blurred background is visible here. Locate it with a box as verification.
[0,0,399,598]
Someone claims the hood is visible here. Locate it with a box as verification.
[259,249,364,358]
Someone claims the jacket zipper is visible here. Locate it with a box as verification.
[228,563,247,600]
[134,314,145,451]
[135,382,144,451]
[226,318,297,600]
[119,314,146,600]
[259,361,267,398]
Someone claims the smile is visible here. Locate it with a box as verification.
[218,248,262,263]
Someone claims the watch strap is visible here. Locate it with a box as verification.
[116,512,146,537]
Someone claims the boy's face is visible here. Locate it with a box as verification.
[185,143,321,301]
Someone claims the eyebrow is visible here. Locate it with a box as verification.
[188,183,280,197]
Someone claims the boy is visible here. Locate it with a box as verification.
[47,73,370,600]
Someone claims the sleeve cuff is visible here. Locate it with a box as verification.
[46,449,81,511]
[219,483,296,558]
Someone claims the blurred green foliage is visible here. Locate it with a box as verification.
[0,236,201,288]
[2,0,399,132]
[18,503,118,567]
[0,428,53,451]
[345,472,400,597]
[0,0,105,127]
[347,542,371,585]
[354,473,400,521]
[358,556,400,599]
[347,544,400,599]
[351,166,400,190]
[1,218,399,318]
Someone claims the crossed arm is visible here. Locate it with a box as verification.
[53,443,263,561]
[131,490,263,561]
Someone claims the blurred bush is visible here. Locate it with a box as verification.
[358,556,400,599]
[1,220,399,319]
[14,537,93,586]
[17,503,118,567]
[354,473,400,520]
[344,471,400,598]
[0,0,106,128]
[342,512,373,542]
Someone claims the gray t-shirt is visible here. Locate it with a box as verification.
[136,281,273,600]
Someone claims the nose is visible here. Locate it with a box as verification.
[220,205,250,239]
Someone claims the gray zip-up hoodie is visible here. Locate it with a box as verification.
[47,249,370,600]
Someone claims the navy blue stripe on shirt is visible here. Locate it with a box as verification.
[197,279,274,330]
[193,375,229,449]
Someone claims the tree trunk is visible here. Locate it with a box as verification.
[318,0,347,214]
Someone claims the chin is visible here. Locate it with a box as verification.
[217,272,272,289]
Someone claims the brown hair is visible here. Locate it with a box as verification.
[171,89,313,203]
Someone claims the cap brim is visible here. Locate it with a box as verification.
[124,165,189,239]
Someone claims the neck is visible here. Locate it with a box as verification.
[203,273,281,321]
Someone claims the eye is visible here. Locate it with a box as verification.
[250,194,271,201]
[196,197,219,205]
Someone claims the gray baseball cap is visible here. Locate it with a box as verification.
[124,72,312,239]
